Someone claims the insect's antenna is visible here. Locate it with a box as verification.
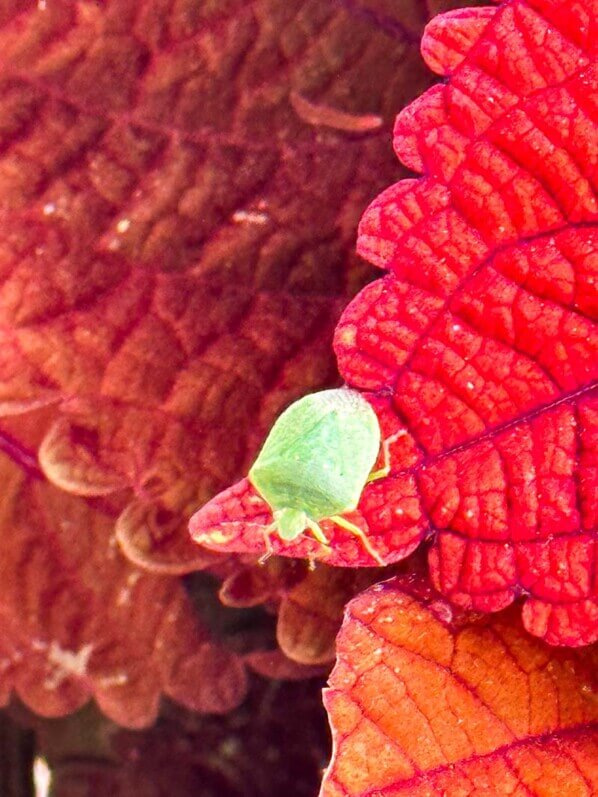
[329,515,385,566]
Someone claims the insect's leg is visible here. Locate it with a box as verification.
[367,432,403,482]
[257,521,278,565]
[329,515,385,566]
[305,518,330,547]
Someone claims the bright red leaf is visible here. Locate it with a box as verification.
[190,0,598,647]
[320,578,598,796]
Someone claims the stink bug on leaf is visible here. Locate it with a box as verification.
[248,388,391,565]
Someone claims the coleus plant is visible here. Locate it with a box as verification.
[0,0,596,796]
[0,0,443,732]
[189,0,598,791]
[191,0,598,650]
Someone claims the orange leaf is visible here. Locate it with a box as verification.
[321,579,598,796]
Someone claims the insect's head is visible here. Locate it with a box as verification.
[273,508,308,540]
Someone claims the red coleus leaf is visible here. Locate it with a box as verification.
[191,0,598,646]
[0,451,247,728]
[320,578,598,796]
[0,0,446,574]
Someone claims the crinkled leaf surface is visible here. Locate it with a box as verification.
[191,0,598,646]
[0,0,447,573]
[0,451,247,728]
[320,578,598,796]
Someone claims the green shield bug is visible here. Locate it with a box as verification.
[248,388,390,565]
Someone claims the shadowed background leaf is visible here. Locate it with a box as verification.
[220,558,390,665]
[7,677,330,797]
[0,447,248,728]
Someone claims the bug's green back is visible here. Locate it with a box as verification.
[248,388,380,519]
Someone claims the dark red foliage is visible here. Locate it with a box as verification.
[23,677,330,797]
[0,449,247,728]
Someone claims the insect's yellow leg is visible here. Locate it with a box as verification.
[367,432,403,482]
[306,518,331,547]
[367,467,386,482]
[329,515,385,566]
